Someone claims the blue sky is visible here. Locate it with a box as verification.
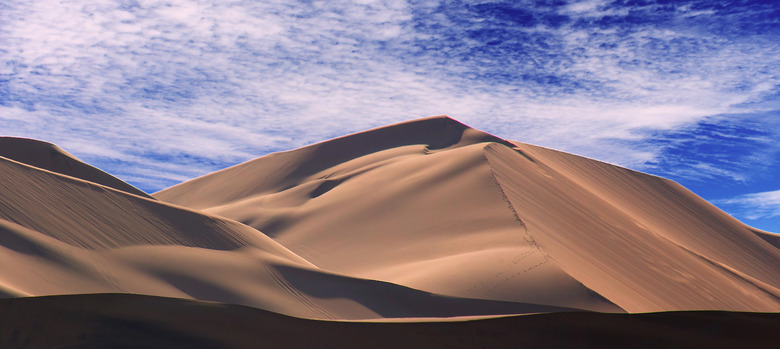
[2,0,779,233]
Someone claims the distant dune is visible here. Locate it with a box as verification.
[0,137,151,198]
[1,116,779,346]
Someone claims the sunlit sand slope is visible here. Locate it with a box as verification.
[489,142,780,312]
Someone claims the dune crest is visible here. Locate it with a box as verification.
[156,115,780,313]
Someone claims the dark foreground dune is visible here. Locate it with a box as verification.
[1,294,779,349]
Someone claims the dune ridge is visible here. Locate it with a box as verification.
[155,117,623,312]
[155,116,780,313]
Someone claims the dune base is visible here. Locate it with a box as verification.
[2,294,779,349]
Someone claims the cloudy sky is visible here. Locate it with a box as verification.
[2,0,779,233]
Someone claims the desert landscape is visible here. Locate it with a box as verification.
[1,116,779,347]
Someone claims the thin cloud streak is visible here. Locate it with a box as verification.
[633,112,780,184]
[714,189,780,220]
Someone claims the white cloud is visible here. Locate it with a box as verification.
[1,0,779,190]
[564,0,609,15]
[714,190,780,220]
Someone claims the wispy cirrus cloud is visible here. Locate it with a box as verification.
[1,0,779,192]
[632,112,780,183]
[714,189,780,220]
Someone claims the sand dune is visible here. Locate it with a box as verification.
[493,142,780,311]
[0,137,150,198]
[0,143,572,319]
[155,117,622,312]
[156,116,780,313]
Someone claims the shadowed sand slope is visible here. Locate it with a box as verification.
[752,228,780,249]
[2,294,780,349]
[155,116,780,313]
[0,137,150,198]
[0,153,573,319]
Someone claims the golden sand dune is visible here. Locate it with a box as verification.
[155,116,780,313]
[494,141,780,312]
[0,137,150,198]
[1,116,779,333]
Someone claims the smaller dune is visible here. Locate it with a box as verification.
[0,137,150,198]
